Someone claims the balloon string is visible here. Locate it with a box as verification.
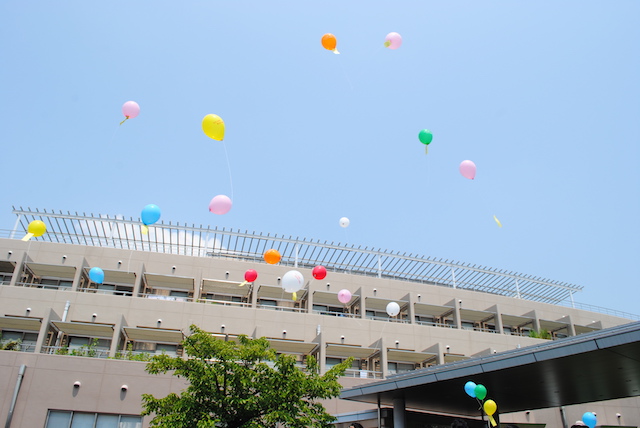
[222,141,234,201]
[119,116,129,126]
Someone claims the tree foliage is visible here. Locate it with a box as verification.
[142,325,352,428]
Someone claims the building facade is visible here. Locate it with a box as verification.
[0,209,638,428]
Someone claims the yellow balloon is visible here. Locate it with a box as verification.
[202,114,225,141]
[28,220,47,237]
[483,399,497,416]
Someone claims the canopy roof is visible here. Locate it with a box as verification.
[342,321,640,415]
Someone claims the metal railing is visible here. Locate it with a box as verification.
[9,208,584,306]
[312,309,358,318]
[257,304,305,313]
[41,345,110,358]
[197,298,251,308]
[342,369,383,379]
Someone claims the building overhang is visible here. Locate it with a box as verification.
[84,268,136,285]
[123,326,184,343]
[144,273,194,291]
[52,321,115,338]
[24,263,76,279]
[341,321,640,415]
[0,315,42,332]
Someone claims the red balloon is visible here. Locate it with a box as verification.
[244,269,258,282]
[312,265,327,280]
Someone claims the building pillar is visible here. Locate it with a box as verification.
[317,333,326,375]
[70,258,87,292]
[493,304,504,334]
[133,263,145,296]
[35,308,60,353]
[8,250,26,287]
[564,315,576,337]
[251,281,259,309]
[193,270,202,302]
[453,299,462,330]
[380,337,388,378]
[392,396,406,428]
[406,294,415,325]
[110,315,126,358]
[360,289,367,320]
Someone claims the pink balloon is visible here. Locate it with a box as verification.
[385,32,403,50]
[122,101,140,119]
[338,289,352,304]
[459,160,477,180]
[209,195,232,215]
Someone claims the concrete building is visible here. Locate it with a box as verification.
[0,208,638,428]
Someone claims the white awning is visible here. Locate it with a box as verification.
[257,284,307,301]
[144,273,194,291]
[85,268,136,285]
[539,319,570,332]
[501,314,535,328]
[365,297,408,312]
[202,279,251,297]
[459,309,496,323]
[25,263,76,279]
[413,303,453,318]
[313,290,359,306]
[387,348,437,363]
[52,321,114,338]
[325,343,378,359]
[0,316,42,332]
[266,339,317,355]
[444,353,470,363]
[123,326,184,343]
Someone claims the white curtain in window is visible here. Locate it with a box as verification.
[119,416,142,428]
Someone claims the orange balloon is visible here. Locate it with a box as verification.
[321,33,337,51]
[264,249,281,265]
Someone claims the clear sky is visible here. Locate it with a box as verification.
[1,2,638,317]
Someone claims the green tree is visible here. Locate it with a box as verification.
[142,325,352,428]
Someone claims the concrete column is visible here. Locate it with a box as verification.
[8,251,26,287]
[109,315,126,358]
[317,333,327,375]
[251,282,259,309]
[564,315,576,337]
[133,263,145,296]
[306,283,313,314]
[392,397,406,428]
[360,289,367,320]
[70,258,87,292]
[35,308,60,353]
[531,310,541,332]
[380,338,389,378]
[453,299,462,330]
[492,304,504,334]
[192,270,202,301]
[406,294,415,325]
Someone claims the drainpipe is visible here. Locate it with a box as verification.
[560,406,568,428]
[55,301,71,346]
[5,364,26,428]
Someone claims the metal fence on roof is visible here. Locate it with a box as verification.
[10,206,582,305]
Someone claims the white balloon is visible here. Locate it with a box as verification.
[339,217,350,228]
[386,301,400,317]
[281,270,305,293]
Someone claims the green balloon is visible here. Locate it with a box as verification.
[474,384,487,400]
[418,129,433,145]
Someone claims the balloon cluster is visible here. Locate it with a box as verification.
[464,381,498,427]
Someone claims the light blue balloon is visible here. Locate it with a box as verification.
[582,412,597,428]
[141,204,161,226]
[89,267,105,284]
[464,381,477,398]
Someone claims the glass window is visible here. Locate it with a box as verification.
[119,416,142,428]
[71,412,96,428]
[95,414,118,428]
[46,410,71,428]
[68,337,90,349]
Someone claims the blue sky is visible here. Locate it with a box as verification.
[1,1,638,316]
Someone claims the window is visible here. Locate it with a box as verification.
[45,411,142,428]
[388,362,416,374]
[1,331,37,352]
[133,342,178,357]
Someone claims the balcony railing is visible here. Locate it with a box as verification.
[41,345,110,358]
[312,309,358,318]
[14,282,72,291]
[342,369,383,379]
[366,314,410,324]
[257,304,305,313]
[415,319,456,328]
[197,298,251,308]
[77,287,134,297]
